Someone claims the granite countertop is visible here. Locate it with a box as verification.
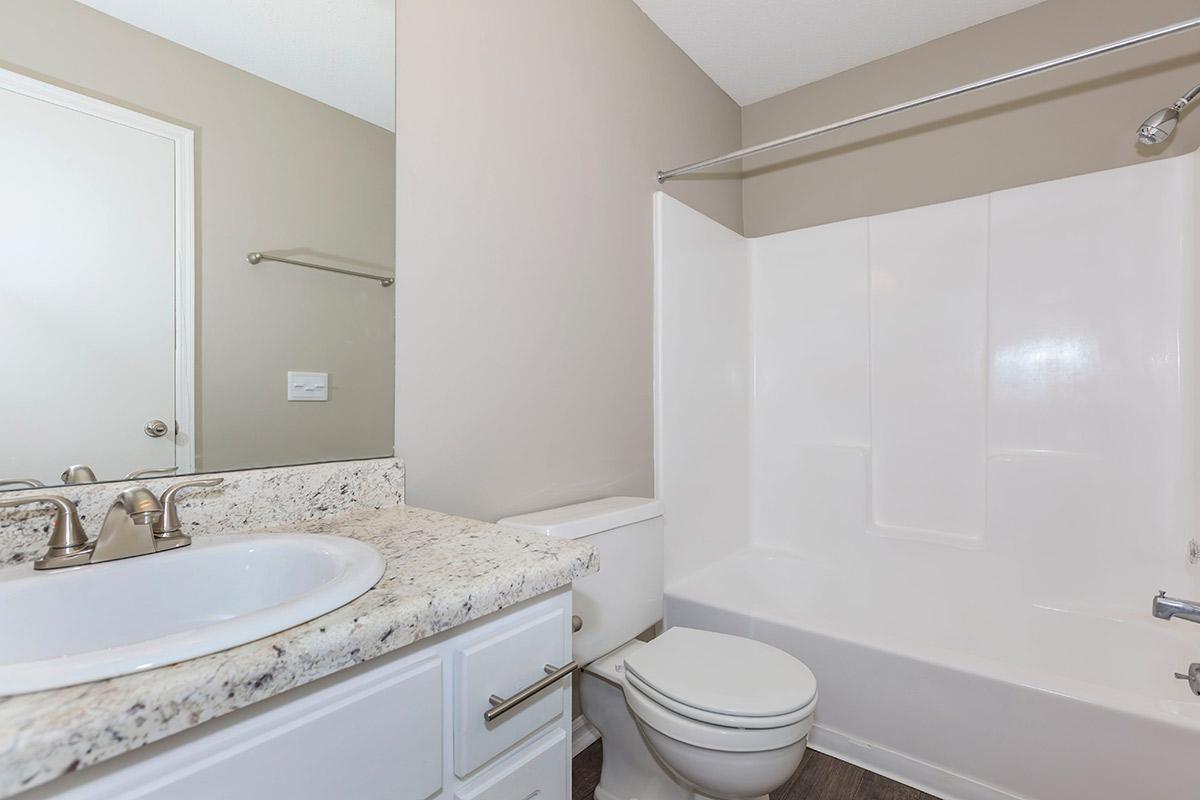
[0,504,598,798]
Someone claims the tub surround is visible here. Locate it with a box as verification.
[0,460,597,798]
[655,154,1200,800]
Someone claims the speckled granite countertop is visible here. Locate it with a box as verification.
[0,504,597,798]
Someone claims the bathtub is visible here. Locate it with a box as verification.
[664,549,1200,800]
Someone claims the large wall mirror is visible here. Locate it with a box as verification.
[1,0,395,490]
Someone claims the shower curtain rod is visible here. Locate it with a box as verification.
[657,15,1200,183]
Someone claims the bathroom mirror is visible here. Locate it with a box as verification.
[0,0,396,490]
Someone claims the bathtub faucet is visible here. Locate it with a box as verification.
[1153,590,1200,624]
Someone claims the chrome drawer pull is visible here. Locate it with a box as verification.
[484,661,577,723]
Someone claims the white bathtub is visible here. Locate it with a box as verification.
[664,549,1200,800]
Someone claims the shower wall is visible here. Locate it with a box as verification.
[656,152,1200,605]
[654,193,750,584]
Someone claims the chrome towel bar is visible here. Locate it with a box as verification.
[247,251,394,287]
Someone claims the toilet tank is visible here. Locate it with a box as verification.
[498,497,663,665]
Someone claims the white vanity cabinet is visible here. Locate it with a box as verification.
[28,589,574,800]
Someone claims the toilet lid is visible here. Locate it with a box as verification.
[622,627,817,719]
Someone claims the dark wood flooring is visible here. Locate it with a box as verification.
[573,740,940,800]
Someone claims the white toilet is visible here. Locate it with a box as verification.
[498,497,817,800]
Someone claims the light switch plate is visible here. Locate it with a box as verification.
[287,371,328,401]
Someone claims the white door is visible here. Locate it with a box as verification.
[0,74,190,485]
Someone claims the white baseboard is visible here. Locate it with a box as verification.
[571,714,601,757]
[809,725,1027,800]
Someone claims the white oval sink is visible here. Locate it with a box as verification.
[0,533,385,695]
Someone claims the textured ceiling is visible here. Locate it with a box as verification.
[632,0,1046,106]
[76,0,395,131]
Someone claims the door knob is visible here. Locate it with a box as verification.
[144,419,169,438]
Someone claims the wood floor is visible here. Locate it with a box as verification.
[572,740,940,800]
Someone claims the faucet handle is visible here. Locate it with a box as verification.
[1175,663,1200,695]
[0,479,45,491]
[155,477,224,537]
[123,466,179,480]
[0,495,92,570]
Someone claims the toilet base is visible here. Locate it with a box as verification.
[580,666,798,800]
[581,669,694,800]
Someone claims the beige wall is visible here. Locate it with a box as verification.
[1,0,395,472]
[741,0,1200,235]
[396,0,741,521]
[397,0,1200,524]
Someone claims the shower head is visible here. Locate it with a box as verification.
[1138,81,1200,146]
[1138,106,1180,145]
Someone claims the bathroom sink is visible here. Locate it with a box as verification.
[0,533,385,695]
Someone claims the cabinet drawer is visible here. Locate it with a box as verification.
[454,729,568,800]
[454,607,568,776]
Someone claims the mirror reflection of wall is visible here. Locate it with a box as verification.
[0,0,396,490]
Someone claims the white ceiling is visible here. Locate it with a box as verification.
[633,0,1046,106]
[76,0,395,131]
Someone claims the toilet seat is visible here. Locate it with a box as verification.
[624,669,817,729]
[623,676,813,753]
[622,627,817,719]
[618,627,817,753]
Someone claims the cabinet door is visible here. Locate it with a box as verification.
[42,656,443,800]
[454,730,567,800]
[454,607,567,776]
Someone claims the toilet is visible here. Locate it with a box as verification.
[498,497,817,800]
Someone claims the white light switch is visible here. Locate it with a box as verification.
[287,371,328,401]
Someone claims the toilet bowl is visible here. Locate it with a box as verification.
[497,498,818,800]
[582,628,816,800]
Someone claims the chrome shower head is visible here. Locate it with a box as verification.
[1138,106,1181,145]
[1138,81,1200,146]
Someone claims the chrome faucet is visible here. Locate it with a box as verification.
[90,487,168,563]
[0,477,224,570]
[1152,590,1200,624]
